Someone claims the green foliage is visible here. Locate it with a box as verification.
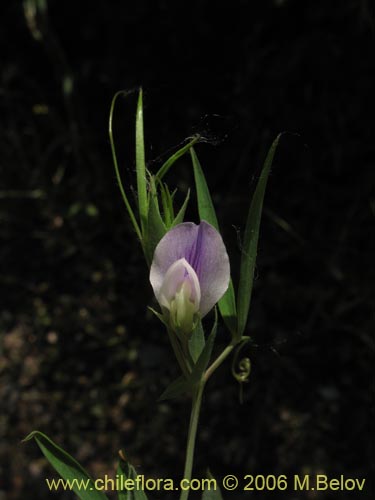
[159,182,175,226]
[188,321,205,363]
[144,178,167,265]
[155,135,200,182]
[117,456,148,500]
[190,148,237,335]
[23,431,108,500]
[172,188,190,226]
[108,90,142,242]
[108,89,281,500]
[201,471,223,499]
[135,89,148,234]
[236,134,281,338]
[161,310,218,400]
[158,375,190,401]
[190,309,218,385]
[110,89,198,265]
[202,486,223,500]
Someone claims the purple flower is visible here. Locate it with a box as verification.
[150,221,230,333]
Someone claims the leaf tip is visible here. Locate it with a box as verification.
[22,430,40,443]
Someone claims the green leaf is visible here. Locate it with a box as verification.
[236,134,281,338]
[158,375,190,401]
[172,188,190,227]
[159,182,175,227]
[144,179,167,264]
[218,283,237,334]
[202,486,223,500]
[23,431,108,500]
[164,184,176,224]
[190,148,219,227]
[155,135,200,182]
[108,90,142,242]
[190,309,218,385]
[188,321,205,363]
[117,459,131,500]
[190,148,237,334]
[135,88,148,234]
[202,471,223,500]
[117,456,148,500]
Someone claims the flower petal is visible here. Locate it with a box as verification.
[150,222,200,299]
[157,258,201,310]
[150,221,230,317]
[187,221,230,316]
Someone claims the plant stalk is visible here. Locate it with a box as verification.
[179,339,242,500]
[204,343,235,381]
[180,381,205,500]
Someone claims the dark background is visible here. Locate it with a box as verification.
[0,1,373,499]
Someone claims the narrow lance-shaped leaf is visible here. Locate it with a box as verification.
[202,474,224,500]
[202,482,223,500]
[158,182,175,227]
[190,148,237,334]
[144,177,167,265]
[164,184,176,223]
[190,309,218,385]
[155,135,200,182]
[158,375,191,401]
[135,88,148,234]
[188,320,205,363]
[23,431,108,500]
[201,470,223,500]
[172,188,190,227]
[109,90,142,241]
[202,488,223,500]
[117,455,148,500]
[236,134,281,338]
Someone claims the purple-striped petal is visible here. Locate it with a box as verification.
[150,221,230,317]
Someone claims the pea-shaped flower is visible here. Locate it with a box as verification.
[150,221,230,334]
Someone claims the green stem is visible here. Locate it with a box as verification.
[204,343,235,382]
[179,338,245,500]
[180,381,205,500]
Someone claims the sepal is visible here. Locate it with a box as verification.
[158,375,191,401]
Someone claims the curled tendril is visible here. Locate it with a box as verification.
[231,338,252,403]
[236,357,251,383]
